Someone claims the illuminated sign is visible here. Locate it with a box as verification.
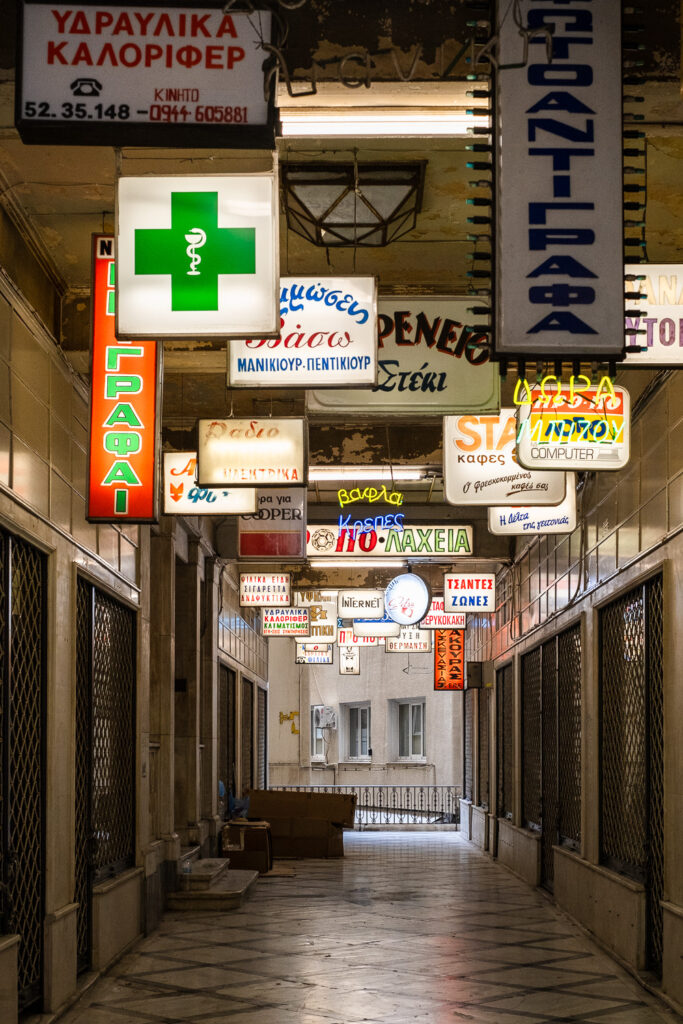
[384,573,430,626]
[434,629,465,691]
[494,2,623,357]
[17,5,275,147]
[307,523,473,559]
[488,475,577,536]
[338,486,403,508]
[239,573,290,607]
[262,608,309,638]
[444,573,495,612]
[293,591,338,644]
[386,627,432,654]
[307,296,499,416]
[238,487,306,559]
[229,276,377,388]
[337,627,377,648]
[163,451,256,515]
[88,234,159,522]
[624,264,683,365]
[513,375,617,407]
[116,173,278,339]
[338,590,384,619]
[516,386,630,471]
[337,511,405,538]
[197,417,306,487]
[296,644,333,665]
[352,613,401,638]
[443,411,567,507]
[422,598,466,631]
[339,646,360,674]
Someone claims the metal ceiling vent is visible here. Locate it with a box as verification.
[281,161,426,247]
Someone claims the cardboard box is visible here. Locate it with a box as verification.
[247,790,356,858]
[221,820,273,874]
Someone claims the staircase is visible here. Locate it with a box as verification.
[167,850,258,911]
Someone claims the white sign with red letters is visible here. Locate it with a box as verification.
[444,573,496,613]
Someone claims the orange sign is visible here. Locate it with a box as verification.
[88,235,159,521]
[434,629,464,691]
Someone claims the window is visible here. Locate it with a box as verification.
[348,704,371,759]
[311,705,325,759]
[398,701,425,759]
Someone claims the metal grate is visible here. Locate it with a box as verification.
[257,688,267,790]
[522,648,541,830]
[91,589,136,882]
[496,663,513,819]
[74,580,92,973]
[1,533,46,1013]
[478,688,490,811]
[464,689,474,802]
[227,669,236,795]
[557,625,582,848]
[218,664,228,807]
[541,640,558,890]
[241,678,254,795]
[600,575,664,974]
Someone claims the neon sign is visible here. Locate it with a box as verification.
[513,375,616,406]
[337,511,405,537]
[337,485,404,508]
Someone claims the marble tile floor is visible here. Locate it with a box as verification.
[58,832,680,1024]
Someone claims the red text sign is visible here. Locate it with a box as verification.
[434,629,464,691]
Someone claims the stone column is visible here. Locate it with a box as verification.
[200,556,221,848]
[173,537,203,845]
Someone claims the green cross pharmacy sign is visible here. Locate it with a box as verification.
[116,174,279,338]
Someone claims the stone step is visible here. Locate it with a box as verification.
[177,856,231,891]
[167,869,259,911]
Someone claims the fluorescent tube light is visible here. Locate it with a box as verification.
[309,466,432,482]
[309,559,408,568]
[279,107,489,138]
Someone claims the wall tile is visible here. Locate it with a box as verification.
[641,491,667,551]
[51,413,71,480]
[12,313,49,403]
[97,526,120,570]
[71,492,97,552]
[71,441,86,496]
[50,471,71,533]
[11,373,49,458]
[50,362,72,428]
[617,512,640,568]
[668,473,683,532]
[0,294,10,362]
[641,439,667,505]
[0,422,9,486]
[12,437,49,515]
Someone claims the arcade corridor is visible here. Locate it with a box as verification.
[56,833,678,1024]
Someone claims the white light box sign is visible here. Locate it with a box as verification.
[443,410,567,506]
[352,613,401,639]
[421,598,466,630]
[384,573,430,625]
[163,451,257,515]
[296,644,333,665]
[238,487,306,560]
[625,264,683,364]
[116,173,279,338]
[338,589,384,619]
[339,646,360,674]
[337,627,378,648]
[239,573,290,607]
[262,608,309,638]
[197,417,306,487]
[385,627,432,654]
[229,276,377,387]
[517,387,630,471]
[307,523,473,558]
[294,591,338,645]
[488,474,577,536]
[444,573,496,613]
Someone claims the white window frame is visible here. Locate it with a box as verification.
[344,702,371,761]
[310,705,326,760]
[395,699,426,761]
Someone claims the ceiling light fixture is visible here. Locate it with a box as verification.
[308,466,434,482]
[279,107,489,138]
[309,559,408,569]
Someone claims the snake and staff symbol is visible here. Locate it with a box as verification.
[185,227,207,275]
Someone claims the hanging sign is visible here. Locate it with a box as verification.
[421,598,466,631]
[293,591,338,644]
[338,485,403,508]
[116,173,279,339]
[197,417,306,487]
[386,627,432,654]
[238,487,306,559]
[494,2,623,357]
[384,573,431,625]
[488,473,577,535]
[444,573,495,613]
[262,607,309,638]
[443,410,567,506]
[229,276,377,388]
[338,590,384,619]
[624,264,683,365]
[239,573,290,607]
[352,613,401,638]
[307,523,473,559]
[516,386,630,471]
[337,627,378,648]
[88,234,160,522]
[17,4,275,148]
[434,629,465,690]
[307,296,499,416]
[163,451,256,514]
[296,644,333,665]
[339,645,360,675]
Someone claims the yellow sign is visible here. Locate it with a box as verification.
[513,375,616,406]
[337,485,404,508]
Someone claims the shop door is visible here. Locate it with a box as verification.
[0,529,46,1014]
[241,678,254,794]
[257,688,267,790]
[218,664,237,805]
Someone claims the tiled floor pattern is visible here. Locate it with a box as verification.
[60,832,680,1024]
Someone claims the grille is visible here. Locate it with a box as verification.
[541,640,558,889]
[227,669,236,794]
[1,533,46,1012]
[257,688,267,790]
[496,663,513,819]
[600,575,664,974]
[522,648,541,830]
[74,580,92,973]
[558,625,582,848]
[91,589,136,881]
[478,688,490,811]
[464,689,474,802]
[218,664,228,803]
[241,678,254,794]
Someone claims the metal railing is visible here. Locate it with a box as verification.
[269,784,461,827]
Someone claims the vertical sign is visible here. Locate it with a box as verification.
[88,234,159,522]
[339,645,360,675]
[434,629,464,691]
[494,2,623,357]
